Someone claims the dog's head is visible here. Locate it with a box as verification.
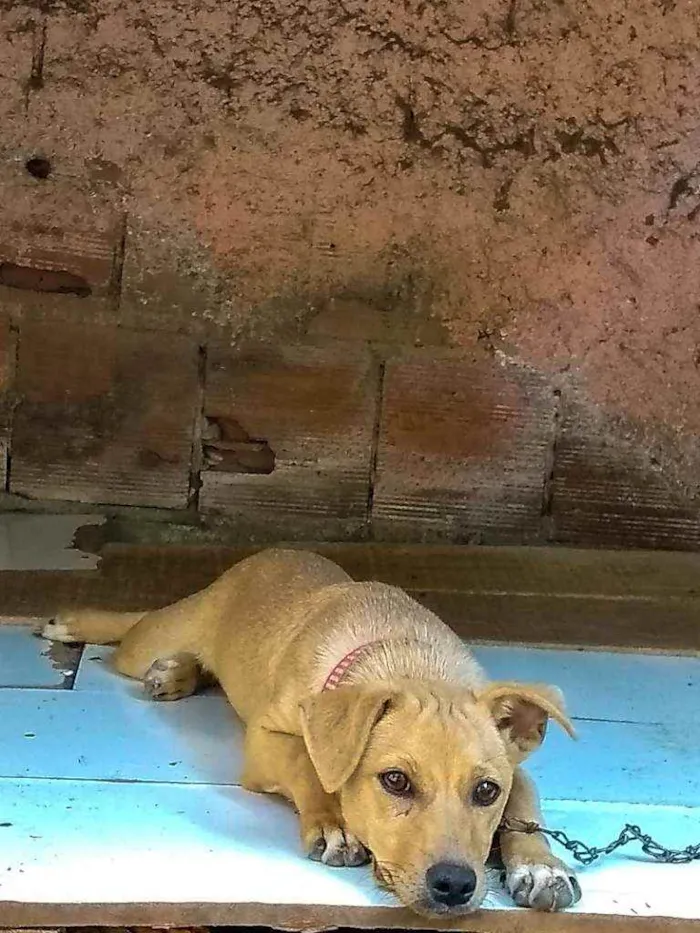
[300,680,574,916]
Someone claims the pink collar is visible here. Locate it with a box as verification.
[322,642,377,691]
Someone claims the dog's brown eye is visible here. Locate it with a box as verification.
[472,779,501,807]
[379,769,412,796]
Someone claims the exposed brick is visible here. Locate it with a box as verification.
[14,12,239,337]
[550,398,700,550]
[1,11,128,325]
[0,158,125,325]
[10,323,199,508]
[303,294,450,349]
[372,351,556,543]
[200,345,379,539]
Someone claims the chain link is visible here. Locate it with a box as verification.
[499,817,700,866]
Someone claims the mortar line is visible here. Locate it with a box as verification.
[110,212,129,311]
[187,344,208,513]
[4,323,21,494]
[366,356,387,540]
[24,18,47,112]
[540,385,563,541]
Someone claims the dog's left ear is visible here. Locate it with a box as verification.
[299,686,393,794]
[478,681,576,763]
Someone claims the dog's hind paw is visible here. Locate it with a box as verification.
[505,862,581,911]
[306,824,370,868]
[40,614,81,644]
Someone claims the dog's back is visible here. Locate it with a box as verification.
[43,548,353,720]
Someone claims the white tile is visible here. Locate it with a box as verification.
[1,635,698,921]
[0,777,388,908]
[0,778,695,918]
[0,626,81,688]
[0,687,243,785]
[68,643,700,806]
[472,645,700,726]
[528,716,697,808]
[0,514,103,570]
[1,682,697,807]
[535,800,700,918]
[73,644,136,692]
[78,643,700,729]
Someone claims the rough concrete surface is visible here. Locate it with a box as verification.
[1,0,700,541]
[1,0,698,418]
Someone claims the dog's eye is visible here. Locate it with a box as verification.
[379,769,412,797]
[471,779,501,807]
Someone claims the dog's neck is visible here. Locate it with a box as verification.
[317,635,485,694]
[323,639,417,691]
[322,642,374,690]
[311,589,487,694]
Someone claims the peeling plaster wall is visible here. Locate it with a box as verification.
[1,0,700,545]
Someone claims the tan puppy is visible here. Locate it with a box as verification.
[42,548,580,916]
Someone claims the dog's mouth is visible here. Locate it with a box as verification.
[371,856,393,891]
[371,858,483,917]
[412,899,480,918]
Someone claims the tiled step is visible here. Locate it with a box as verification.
[0,777,696,924]
[0,627,698,929]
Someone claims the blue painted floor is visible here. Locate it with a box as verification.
[0,625,697,918]
[0,626,81,688]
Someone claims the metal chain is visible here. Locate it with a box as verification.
[499,817,700,866]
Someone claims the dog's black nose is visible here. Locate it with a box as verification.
[426,862,477,907]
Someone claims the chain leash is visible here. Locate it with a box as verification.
[499,817,700,866]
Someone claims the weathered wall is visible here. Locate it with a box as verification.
[1,0,700,548]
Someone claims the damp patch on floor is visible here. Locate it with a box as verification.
[0,626,697,922]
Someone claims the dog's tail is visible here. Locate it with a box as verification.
[41,608,147,646]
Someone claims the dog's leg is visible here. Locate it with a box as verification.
[242,725,370,868]
[499,768,581,911]
[42,609,147,645]
[45,597,211,700]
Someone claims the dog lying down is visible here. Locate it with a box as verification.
[42,548,581,917]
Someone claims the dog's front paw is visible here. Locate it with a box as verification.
[144,654,201,701]
[305,822,370,868]
[505,861,581,911]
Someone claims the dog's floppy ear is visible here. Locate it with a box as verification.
[299,686,393,794]
[478,681,576,763]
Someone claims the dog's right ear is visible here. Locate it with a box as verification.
[299,687,393,794]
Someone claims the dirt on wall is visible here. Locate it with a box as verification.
[2,0,700,440]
